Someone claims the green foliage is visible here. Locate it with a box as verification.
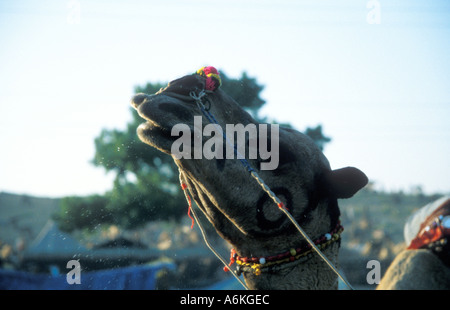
[220,71,265,119]
[304,125,331,151]
[54,195,111,232]
[55,70,332,232]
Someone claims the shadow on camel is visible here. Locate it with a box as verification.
[131,66,368,290]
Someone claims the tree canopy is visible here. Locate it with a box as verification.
[54,70,331,232]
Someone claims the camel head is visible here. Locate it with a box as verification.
[131,66,368,289]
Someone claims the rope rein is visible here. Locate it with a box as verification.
[179,89,353,290]
[180,173,250,290]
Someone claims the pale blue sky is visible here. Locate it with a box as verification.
[0,0,449,197]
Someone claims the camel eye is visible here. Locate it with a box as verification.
[251,187,293,236]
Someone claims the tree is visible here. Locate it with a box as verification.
[220,71,266,120]
[304,125,331,151]
[55,195,111,232]
[54,70,331,232]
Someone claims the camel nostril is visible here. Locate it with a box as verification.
[131,93,148,108]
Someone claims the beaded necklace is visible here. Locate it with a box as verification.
[227,222,343,276]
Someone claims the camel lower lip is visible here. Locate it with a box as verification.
[137,121,175,153]
[139,122,172,138]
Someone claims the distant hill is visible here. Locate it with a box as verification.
[339,187,443,244]
[0,192,60,247]
[0,188,445,249]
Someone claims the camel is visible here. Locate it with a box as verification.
[377,196,450,289]
[131,66,368,289]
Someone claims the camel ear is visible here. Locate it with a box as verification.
[321,167,368,199]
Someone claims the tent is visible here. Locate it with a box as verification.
[0,261,175,290]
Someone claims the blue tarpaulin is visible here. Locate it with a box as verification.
[0,262,175,290]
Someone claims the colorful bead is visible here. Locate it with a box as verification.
[225,221,343,276]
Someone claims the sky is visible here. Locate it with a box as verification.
[0,0,449,198]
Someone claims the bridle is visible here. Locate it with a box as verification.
[171,87,354,290]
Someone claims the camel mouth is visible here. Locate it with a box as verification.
[132,93,196,154]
